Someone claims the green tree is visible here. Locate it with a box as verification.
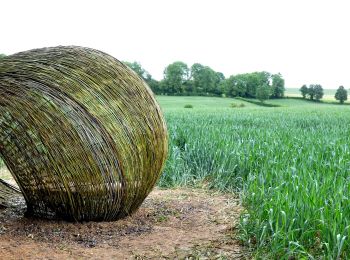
[145,75,161,94]
[222,71,271,98]
[190,63,224,96]
[0,54,5,59]
[313,84,324,101]
[271,73,285,98]
[222,74,247,97]
[162,61,189,95]
[306,84,323,101]
[214,72,225,96]
[246,72,271,98]
[256,84,271,102]
[245,73,257,97]
[300,85,308,98]
[123,61,161,94]
[307,85,316,100]
[123,61,149,79]
[335,85,347,104]
[181,80,194,95]
[190,63,206,94]
[232,75,248,97]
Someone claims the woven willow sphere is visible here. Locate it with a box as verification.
[0,46,168,221]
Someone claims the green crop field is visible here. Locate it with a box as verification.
[157,96,350,259]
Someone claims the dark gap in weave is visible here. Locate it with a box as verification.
[0,151,22,208]
[0,162,18,190]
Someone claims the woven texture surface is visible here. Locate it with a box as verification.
[0,46,168,221]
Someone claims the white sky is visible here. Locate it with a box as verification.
[1,0,349,88]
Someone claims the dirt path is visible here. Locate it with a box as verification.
[0,188,245,259]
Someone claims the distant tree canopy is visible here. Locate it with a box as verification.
[123,61,162,94]
[161,61,190,95]
[123,61,149,79]
[335,85,347,104]
[300,85,308,98]
[256,84,271,103]
[299,84,324,101]
[271,73,285,98]
[190,63,224,96]
[0,54,5,59]
[313,84,324,101]
[222,71,284,99]
[124,60,285,98]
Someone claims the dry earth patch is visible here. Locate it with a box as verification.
[0,186,245,259]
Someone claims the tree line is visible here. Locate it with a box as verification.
[124,61,285,99]
[299,84,348,104]
[299,84,324,101]
[3,53,348,103]
[1,54,285,100]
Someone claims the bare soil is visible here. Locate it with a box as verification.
[0,187,245,259]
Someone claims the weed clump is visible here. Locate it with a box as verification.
[230,103,245,108]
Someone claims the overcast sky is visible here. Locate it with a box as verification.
[1,0,349,88]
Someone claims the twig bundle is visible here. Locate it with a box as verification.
[0,46,168,221]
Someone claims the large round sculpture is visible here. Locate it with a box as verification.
[0,46,168,221]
